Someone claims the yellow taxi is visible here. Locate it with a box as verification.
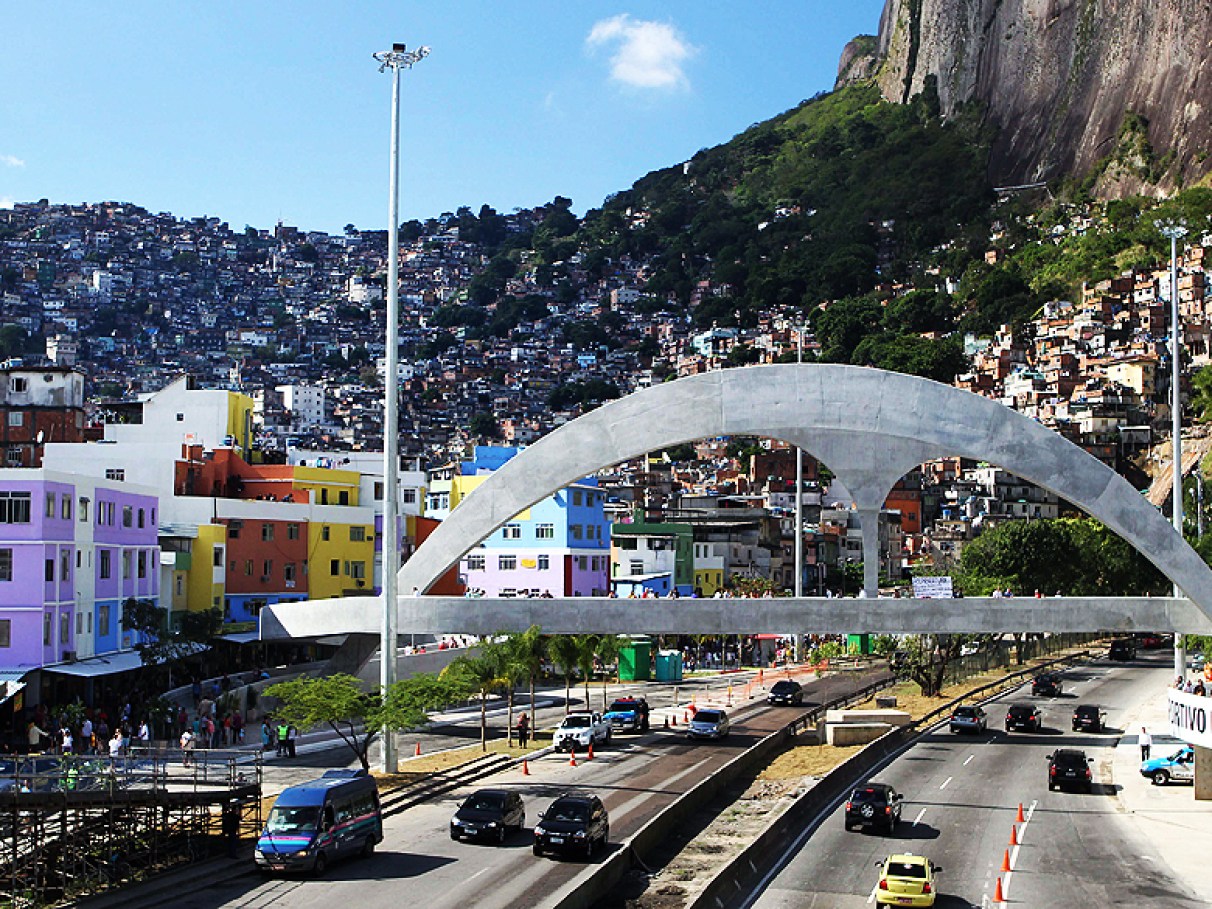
[875,853,938,906]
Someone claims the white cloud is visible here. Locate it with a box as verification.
[0,155,25,168]
[586,14,695,91]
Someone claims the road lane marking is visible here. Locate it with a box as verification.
[963,754,975,766]
[939,776,952,790]
[867,879,879,904]
[611,757,714,820]
[1001,799,1037,899]
[912,808,927,826]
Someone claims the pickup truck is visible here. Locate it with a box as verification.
[1141,745,1195,785]
[603,697,650,733]
[554,712,612,752]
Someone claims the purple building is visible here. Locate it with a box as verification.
[0,469,160,683]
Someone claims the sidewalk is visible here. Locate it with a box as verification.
[1111,688,1212,900]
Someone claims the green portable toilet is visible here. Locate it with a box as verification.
[653,649,683,683]
[618,637,652,681]
[847,633,871,655]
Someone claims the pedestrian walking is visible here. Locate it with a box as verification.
[516,713,530,748]
[1139,726,1152,762]
[180,729,196,767]
[286,724,297,758]
[261,719,273,751]
[27,720,48,754]
[275,721,289,757]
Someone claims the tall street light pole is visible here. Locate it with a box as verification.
[374,41,428,774]
[1157,218,1188,681]
[794,325,804,663]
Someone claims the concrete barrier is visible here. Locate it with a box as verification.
[826,722,893,746]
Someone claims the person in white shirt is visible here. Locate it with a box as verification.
[109,730,123,758]
[1139,726,1152,762]
[80,717,94,754]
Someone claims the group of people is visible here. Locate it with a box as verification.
[1174,674,1209,696]
[24,703,150,757]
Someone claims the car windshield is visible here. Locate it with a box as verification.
[466,793,505,811]
[563,716,591,728]
[1009,705,1033,715]
[696,711,724,723]
[886,861,927,879]
[609,701,636,712]
[954,707,978,717]
[1054,751,1086,766]
[850,788,886,803]
[771,682,798,693]
[266,806,320,834]
[551,802,588,823]
[1076,706,1097,716]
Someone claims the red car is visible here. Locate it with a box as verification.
[1139,634,1164,650]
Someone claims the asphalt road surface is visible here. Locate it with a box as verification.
[162,668,890,909]
[747,653,1204,908]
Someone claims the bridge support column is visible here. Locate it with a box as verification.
[858,508,881,599]
[1196,746,1212,801]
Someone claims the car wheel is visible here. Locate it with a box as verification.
[1153,770,1170,786]
[450,830,459,841]
[313,852,327,876]
[533,844,543,857]
[362,837,376,858]
[844,820,854,831]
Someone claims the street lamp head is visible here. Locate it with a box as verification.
[374,43,430,72]
[1155,218,1189,240]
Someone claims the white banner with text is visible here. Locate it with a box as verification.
[1168,688,1212,749]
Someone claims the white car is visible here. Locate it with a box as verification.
[554,711,611,752]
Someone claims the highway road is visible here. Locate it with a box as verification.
[746,653,1204,908]
[160,667,890,909]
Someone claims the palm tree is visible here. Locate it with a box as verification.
[495,635,529,746]
[549,636,581,714]
[596,635,622,710]
[509,625,548,731]
[442,650,510,751]
[574,634,599,708]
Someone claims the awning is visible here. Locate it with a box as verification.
[42,643,209,678]
[219,631,260,644]
[0,679,27,708]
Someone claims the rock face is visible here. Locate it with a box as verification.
[839,0,1212,195]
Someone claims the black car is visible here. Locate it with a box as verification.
[844,783,903,832]
[533,792,609,860]
[1071,704,1106,733]
[1108,638,1136,661]
[1005,702,1042,732]
[1031,674,1062,697]
[1048,748,1093,792]
[767,680,804,706]
[450,788,525,844]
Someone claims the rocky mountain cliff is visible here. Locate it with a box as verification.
[838,0,1212,196]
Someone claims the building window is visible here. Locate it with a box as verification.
[122,551,132,579]
[262,560,273,579]
[466,554,485,571]
[322,525,331,541]
[76,612,82,636]
[122,505,133,527]
[536,523,554,540]
[176,576,184,596]
[59,613,69,645]
[284,563,296,583]
[0,548,10,581]
[570,525,583,540]
[502,523,521,540]
[6,446,21,467]
[98,604,110,637]
[573,490,583,506]
[61,495,72,520]
[287,523,300,540]
[0,619,10,647]
[137,507,145,528]
[618,538,636,550]
[45,558,54,582]
[374,481,384,501]
[577,556,588,570]
[44,613,51,646]
[0,491,32,524]
[339,490,349,505]
[330,559,340,576]
[46,494,55,518]
[349,561,366,580]
[105,468,125,482]
[137,551,147,578]
[6,411,23,427]
[538,554,550,570]
[60,550,70,581]
[213,545,223,567]
[11,377,26,393]
[499,555,517,570]
[401,488,417,505]
[630,560,644,575]
[245,560,254,576]
[350,526,366,542]
[100,550,111,579]
[261,523,274,541]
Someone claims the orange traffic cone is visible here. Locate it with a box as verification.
[1009,824,1018,846]
[1001,849,1011,872]
[522,759,530,776]
[683,710,690,723]
[671,714,677,726]
[414,742,421,757]
[994,876,1006,903]
[568,751,577,767]
[1016,803,1025,823]
[587,743,595,761]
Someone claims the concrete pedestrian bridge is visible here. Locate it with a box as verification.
[261,364,1212,638]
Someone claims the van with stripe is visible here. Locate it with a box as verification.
[255,769,383,873]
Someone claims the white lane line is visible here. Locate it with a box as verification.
[963,754,975,766]
[867,879,880,904]
[611,757,714,819]
[939,776,952,790]
[1001,799,1037,899]
[912,808,927,826]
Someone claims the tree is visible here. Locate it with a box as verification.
[895,634,969,696]
[442,651,511,751]
[469,412,499,439]
[120,600,223,688]
[548,636,582,713]
[263,672,456,771]
[574,634,599,707]
[508,626,548,731]
[596,635,623,710]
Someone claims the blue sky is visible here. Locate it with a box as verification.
[1,2,886,233]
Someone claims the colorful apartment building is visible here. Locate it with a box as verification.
[430,446,610,597]
[0,469,159,674]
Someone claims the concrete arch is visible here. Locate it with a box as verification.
[395,364,1212,621]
